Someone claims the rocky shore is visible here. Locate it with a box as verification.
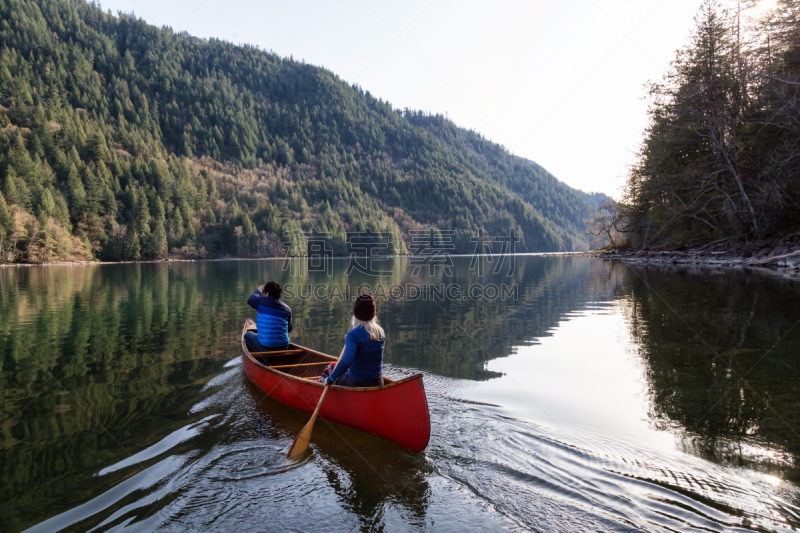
[590,236,800,275]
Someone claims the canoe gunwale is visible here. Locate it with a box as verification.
[241,318,422,392]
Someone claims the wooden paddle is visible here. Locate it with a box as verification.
[286,346,345,458]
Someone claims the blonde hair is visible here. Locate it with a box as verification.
[351,315,385,342]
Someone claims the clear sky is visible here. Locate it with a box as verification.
[98,0,708,197]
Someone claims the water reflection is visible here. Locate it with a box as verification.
[617,264,800,482]
[1,257,799,531]
[244,380,433,531]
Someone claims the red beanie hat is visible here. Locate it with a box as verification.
[353,294,376,321]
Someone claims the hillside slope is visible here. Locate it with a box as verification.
[0,0,599,262]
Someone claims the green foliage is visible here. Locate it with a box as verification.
[0,193,12,258]
[622,0,800,245]
[0,0,598,262]
[146,218,168,257]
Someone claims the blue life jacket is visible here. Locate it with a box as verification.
[247,291,292,347]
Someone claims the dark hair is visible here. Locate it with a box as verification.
[264,281,282,299]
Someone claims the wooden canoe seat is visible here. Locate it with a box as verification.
[250,349,305,356]
[269,361,332,370]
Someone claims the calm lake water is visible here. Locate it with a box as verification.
[1,256,799,532]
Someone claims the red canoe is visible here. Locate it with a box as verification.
[241,319,431,452]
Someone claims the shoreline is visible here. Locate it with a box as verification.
[0,252,580,268]
[4,247,799,277]
[588,246,800,277]
[0,255,416,268]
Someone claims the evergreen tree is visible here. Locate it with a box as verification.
[147,219,168,258]
[133,187,150,236]
[620,0,800,243]
[38,189,56,218]
[65,164,87,217]
[124,230,141,260]
[3,170,20,207]
[0,194,12,258]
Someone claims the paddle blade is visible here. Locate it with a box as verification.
[286,417,316,458]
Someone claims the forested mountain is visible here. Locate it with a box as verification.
[513,155,608,211]
[619,0,800,246]
[0,0,599,263]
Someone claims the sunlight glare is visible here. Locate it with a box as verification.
[755,0,779,16]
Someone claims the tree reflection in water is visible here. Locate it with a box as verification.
[3,258,800,531]
[617,264,800,482]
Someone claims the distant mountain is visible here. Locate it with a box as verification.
[576,191,609,208]
[0,0,603,262]
[515,157,609,207]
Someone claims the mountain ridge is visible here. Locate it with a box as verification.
[0,0,602,263]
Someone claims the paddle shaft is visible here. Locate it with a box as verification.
[286,346,345,457]
[308,383,331,424]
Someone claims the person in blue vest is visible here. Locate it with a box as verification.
[326,294,385,387]
[245,281,292,359]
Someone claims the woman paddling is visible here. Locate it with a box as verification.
[325,294,385,387]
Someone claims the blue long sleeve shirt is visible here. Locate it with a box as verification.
[247,290,292,348]
[328,325,384,383]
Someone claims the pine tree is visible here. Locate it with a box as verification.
[243,213,257,241]
[39,188,56,217]
[133,187,150,236]
[65,163,87,217]
[124,229,141,260]
[184,219,196,244]
[0,61,13,98]
[147,218,168,258]
[0,194,12,259]
[153,196,166,222]
[3,169,20,207]
[85,131,111,163]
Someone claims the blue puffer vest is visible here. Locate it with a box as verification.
[247,291,292,347]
